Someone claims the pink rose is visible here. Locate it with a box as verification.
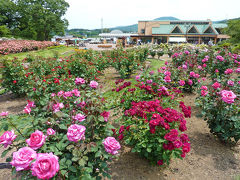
[100,111,110,122]
[200,86,208,90]
[135,75,140,81]
[164,71,171,76]
[63,91,73,98]
[103,137,121,155]
[149,71,154,75]
[221,90,237,104]
[179,80,185,86]
[47,128,56,136]
[26,130,46,150]
[212,82,221,89]
[188,79,193,85]
[31,152,59,180]
[89,81,98,89]
[0,130,17,148]
[57,90,64,97]
[194,73,200,78]
[224,69,233,74]
[72,89,81,97]
[227,80,234,86]
[182,64,187,69]
[72,113,86,122]
[201,90,208,96]
[0,111,9,117]
[164,76,171,83]
[10,147,37,171]
[146,80,153,84]
[189,71,195,77]
[75,77,85,85]
[52,102,64,113]
[26,100,35,108]
[67,124,86,142]
[23,106,31,114]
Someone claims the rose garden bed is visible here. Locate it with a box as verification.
[0,45,239,179]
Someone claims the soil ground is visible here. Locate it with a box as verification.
[0,55,240,180]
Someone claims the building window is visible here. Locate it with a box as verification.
[141,29,145,34]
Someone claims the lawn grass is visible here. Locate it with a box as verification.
[146,58,165,72]
[0,46,76,60]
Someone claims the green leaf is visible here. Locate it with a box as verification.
[3,123,8,131]
[69,166,77,172]
[59,124,67,130]
[147,147,151,152]
[1,149,10,158]
[78,159,86,166]
[66,159,72,167]
[6,157,12,162]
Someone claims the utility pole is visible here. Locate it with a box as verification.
[101,18,103,33]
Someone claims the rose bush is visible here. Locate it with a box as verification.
[0,77,120,179]
[0,40,58,55]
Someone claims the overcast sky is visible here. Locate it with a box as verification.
[64,0,240,30]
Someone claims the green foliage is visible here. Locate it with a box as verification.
[224,19,240,43]
[232,44,240,54]
[110,47,147,78]
[0,25,10,37]
[0,0,69,40]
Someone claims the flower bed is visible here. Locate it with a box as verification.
[0,40,59,55]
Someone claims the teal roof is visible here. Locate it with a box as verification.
[152,24,220,35]
[152,24,175,34]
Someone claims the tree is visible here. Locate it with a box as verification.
[15,0,69,40]
[0,0,17,27]
[0,0,69,40]
[224,19,240,43]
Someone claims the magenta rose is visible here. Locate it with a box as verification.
[10,147,37,171]
[26,130,46,150]
[89,80,98,89]
[103,137,121,155]
[100,111,110,122]
[164,129,178,142]
[75,77,85,85]
[47,128,56,136]
[221,90,237,104]
[0,111,9,117]
[212,82,221,89]
[67,124,86,142]
[179,80,185,86]
[72,113,86,122]
[0,130,17,148]
[31,152,59,180]
[135,75,140,81]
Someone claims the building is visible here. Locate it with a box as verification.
[99,30,138,44]
[133,20,229,44]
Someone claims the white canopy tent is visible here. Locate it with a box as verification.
[169,37,187,43]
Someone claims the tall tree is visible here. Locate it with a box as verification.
[0,0,69,40]
[0,0,17,28]
[16,0,69,40]
[224,19,240,43]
